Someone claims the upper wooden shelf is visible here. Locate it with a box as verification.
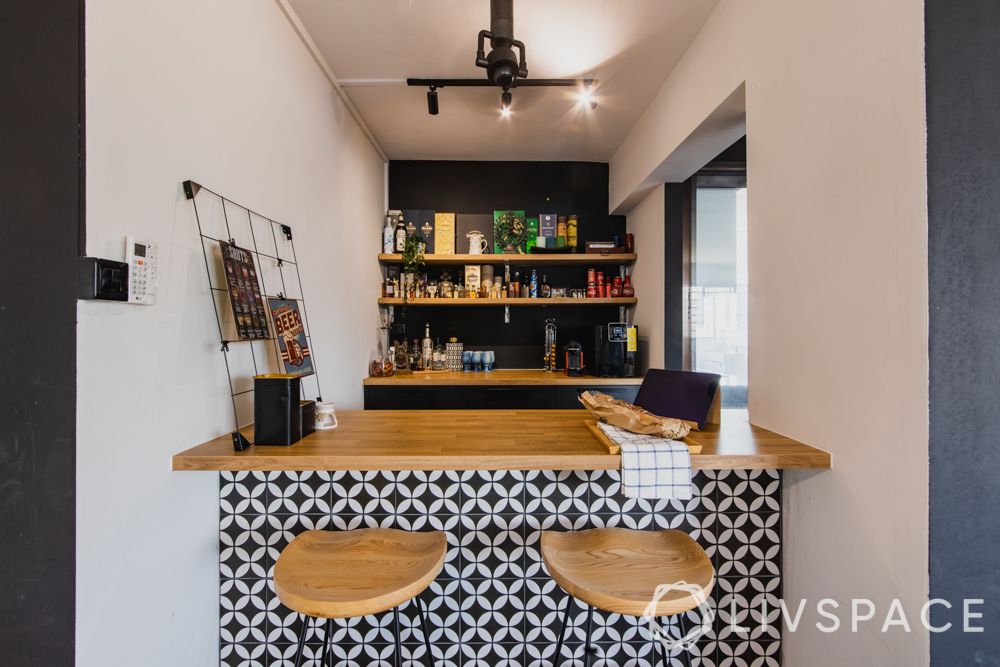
[363,370,644,386]
[378,253,636,266]
[378,297,636,307]
[172,409,832,472]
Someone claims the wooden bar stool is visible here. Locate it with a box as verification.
[541,528,715,667]
[274,527,447,667]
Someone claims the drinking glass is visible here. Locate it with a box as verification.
[462,351,473,372]
[483,350,495,371]
[471,350,483,371]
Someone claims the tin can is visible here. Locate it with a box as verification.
[556,216,568,240]
[567,215,578,250]
[587,285,598,298]
[587,268,597,285]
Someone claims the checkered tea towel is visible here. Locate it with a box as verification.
[597,422,692,500]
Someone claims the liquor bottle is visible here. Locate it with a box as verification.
[383,215,395,254]
[411,338,423,371]
[540,273,551,298]
[529,269,539,298]
[422,323,433,368]
[512,271,521,298]
[394,217,407,252]
[384,276,394,298]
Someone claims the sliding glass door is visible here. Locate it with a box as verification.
[689,173,748,408]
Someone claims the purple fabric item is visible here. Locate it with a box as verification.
[633,369,722,429]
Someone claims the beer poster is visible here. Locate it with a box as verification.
[219,241,270,340]
[267,298,314,376]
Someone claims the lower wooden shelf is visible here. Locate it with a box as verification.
[377,297,636,307]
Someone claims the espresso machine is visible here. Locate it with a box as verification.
[593,322,638,377]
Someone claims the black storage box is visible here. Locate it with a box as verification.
[300,399,316,438]
[254,374,303,445]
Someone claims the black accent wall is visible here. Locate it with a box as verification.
[388,161,626,369]
[0,1,82,665]
[927,0,1000,662]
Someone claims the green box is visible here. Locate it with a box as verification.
[525,216,539,254]
[493,210,527,254]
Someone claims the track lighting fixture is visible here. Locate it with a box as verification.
[426,86,439,115]
[500,89,512,113]
[577,83,597,110]
[408,0,598,117]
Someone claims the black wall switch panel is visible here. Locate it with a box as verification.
[78,257,129,301]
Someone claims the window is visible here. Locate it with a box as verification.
[689,172,748,408]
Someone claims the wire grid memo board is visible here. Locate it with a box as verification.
[183,180,323,450]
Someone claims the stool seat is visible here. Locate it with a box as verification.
[541,527,714,617]
[274,528,447,619]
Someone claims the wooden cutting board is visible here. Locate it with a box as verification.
[584,420,702,455]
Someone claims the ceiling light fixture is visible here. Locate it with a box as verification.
[500,89,513,113]
[407,0,597,117]
[577,83,598,110]
[426,86,439,115]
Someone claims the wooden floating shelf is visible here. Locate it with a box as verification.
[378,253,636,266]
[377,297,637,307]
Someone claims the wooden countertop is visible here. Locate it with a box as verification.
[172,410,831,472]
[363,370,644,386]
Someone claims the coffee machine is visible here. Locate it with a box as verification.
[593,322,638,377]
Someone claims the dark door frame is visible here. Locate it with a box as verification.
[0,1,83,664]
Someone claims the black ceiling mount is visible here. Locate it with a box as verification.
[475,0,527,88]
[407,0,596,115]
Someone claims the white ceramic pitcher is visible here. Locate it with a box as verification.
[466,230,488,254]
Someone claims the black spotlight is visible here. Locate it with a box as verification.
[500,89,512,112]
[427,87,439,115]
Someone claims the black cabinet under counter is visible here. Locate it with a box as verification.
[363,370,640,410]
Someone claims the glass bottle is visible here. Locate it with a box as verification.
[411,338,423,371]
[422,323,433,369]
[383,215,395,254]
[394,218,407,253]
[540,273,551,298]
[529,269,539,298]
[622,275,635,297]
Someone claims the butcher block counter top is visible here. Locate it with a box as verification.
[172,410,831,472]
[362,370,643,386]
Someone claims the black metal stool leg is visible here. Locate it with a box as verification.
[292,614,309,667]
[393,606,403,667]
[583,604,595,667]
[415,595,436,666]
[553,596,572,666]
[678,614,692,667]
[318,618,333,667]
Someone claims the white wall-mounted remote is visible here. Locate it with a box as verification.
[125,235,158,305]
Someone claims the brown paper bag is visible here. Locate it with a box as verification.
[578,391,693,439]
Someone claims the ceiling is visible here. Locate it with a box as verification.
[287,0,719,162]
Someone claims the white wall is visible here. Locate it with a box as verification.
[611,1,928,665]
[626,185,666,371]
[78,1,385,665]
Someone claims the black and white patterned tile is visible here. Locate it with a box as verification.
[219,468,781,666]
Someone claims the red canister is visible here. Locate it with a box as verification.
[587,268,596,285]
[587,285,598,298]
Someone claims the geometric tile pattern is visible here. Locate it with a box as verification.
[220,469,782,666]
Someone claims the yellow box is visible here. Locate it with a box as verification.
[435,213,456,255]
